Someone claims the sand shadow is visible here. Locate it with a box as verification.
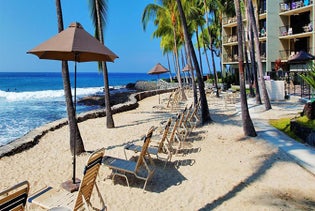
[251,191,315,210]
[104,159,187,193]
[198,152,281,210]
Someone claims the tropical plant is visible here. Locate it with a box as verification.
[299,63,315,90]
[201,0,222,97]
[234,0,256,137]
[55,0,85,155]
[175,0,212,124]
[245,0,271,110]
[142,0,187,101]
[88,0,115,128]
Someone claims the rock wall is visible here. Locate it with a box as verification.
[0,88,177,158]
[290,119,315,146]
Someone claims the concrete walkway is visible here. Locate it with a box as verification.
[245,97,315,175]
[255,121,315,175]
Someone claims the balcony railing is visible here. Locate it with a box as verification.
[279,0,312,12]
[223,35,238,43]
[222,16,237,25]
[279,22,313,36]
[279,48,314,60]
[223,54,238,63]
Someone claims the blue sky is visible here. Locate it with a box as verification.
[0,1,218,74]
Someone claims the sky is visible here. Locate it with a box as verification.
[0,1,218,74]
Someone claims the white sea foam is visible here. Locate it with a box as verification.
[0,87,104,102]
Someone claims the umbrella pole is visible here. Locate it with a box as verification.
[158,75,160,104]
[73,58,77,184]
[61,59,79,193]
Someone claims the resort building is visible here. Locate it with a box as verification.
[221,0,315,80]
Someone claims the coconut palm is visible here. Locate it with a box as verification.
[55,0,85,155]
[175,0,212,124]
[201,0,221,97]
[246,0,271,110]
[234,0,256,137]
[177,0,199,105]
[142,0,187,101]
[88,0,115,128]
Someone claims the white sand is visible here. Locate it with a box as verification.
[1,92,315,210]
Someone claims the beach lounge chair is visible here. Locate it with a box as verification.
[166,88,181,110]
[181,103,200,139]
[28,148,105,211]
[102,126,155,191]
[124,118,172,166]
[0,180,30,211]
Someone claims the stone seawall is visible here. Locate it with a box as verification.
[0,88,177,158]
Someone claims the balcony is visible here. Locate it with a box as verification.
[279,48,314,60]
[223,54,238,63]
[222,17,237,27]
[223,35,238,45]
[279,23,313,39]
[279,0,313,15]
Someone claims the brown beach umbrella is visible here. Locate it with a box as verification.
[181,64,193,72]
[148,63,169,104]
[27,22,118,187]
[182,64,194,85]
[28,22,118,62]
[148,63,169,75]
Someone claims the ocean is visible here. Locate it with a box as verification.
[0,72,167,146]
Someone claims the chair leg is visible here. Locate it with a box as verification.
[112,170,130,187]
[94,183,106,210]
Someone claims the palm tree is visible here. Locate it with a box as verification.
[177,0,199,105]
[175,0,212,124]
[234,0,256,137]
[55,0,85,155]
[88,0,115,128]
[246,0,271,110]
[247,9,261,103]
[202,0,221,97]
[142,0,187,101]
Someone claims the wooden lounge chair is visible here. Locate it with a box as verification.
[166,88,181,110]
[166,106,198,155]
[0,180,30,211]
[28,148,105,211]
[124,118,172,167]
[102,126,155,191]
[181,103,200,139]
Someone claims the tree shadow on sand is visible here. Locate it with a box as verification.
[199,152,315,211]
[198,152,284,210]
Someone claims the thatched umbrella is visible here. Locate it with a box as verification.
[148,63,169,104]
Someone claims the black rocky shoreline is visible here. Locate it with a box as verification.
[78,80,159,107]
[0,80,177,158]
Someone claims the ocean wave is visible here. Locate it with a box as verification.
[0,87,105,102]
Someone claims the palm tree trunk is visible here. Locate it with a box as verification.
[184,34,198,106]
[203,42,212,82]
[172,26,187,101]
[234,0,257,137]
[210,48,219,97]
[95,0,115,128]
[176,0,211,124]
[196,29,204,77]
[248,17,262,104]
[247,0,271,110]
[166,53,173,82]
[203,1,219,97]
[55,0,85,155]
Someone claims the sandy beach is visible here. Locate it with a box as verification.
[1,91,315,210]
